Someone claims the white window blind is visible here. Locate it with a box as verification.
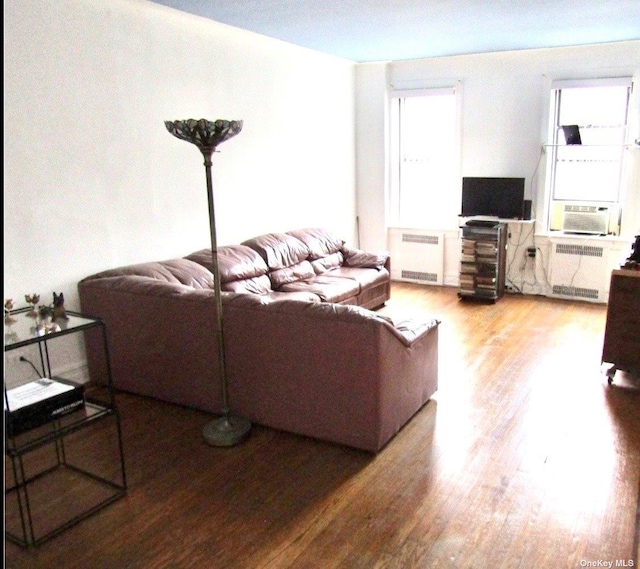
[389,86,460,228]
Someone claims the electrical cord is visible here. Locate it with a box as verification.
[519,224,536,293]
[535,243,553,290]
[506,226,524,277]
[530,147,544,199]
[506,222,533,294]
[568,236,590,289]
[522,239,555,295]
[521,251,544,292]
[19,356,45,378]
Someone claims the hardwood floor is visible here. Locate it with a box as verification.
[5,283,640,568]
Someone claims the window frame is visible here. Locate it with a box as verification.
[388,85,461,229]
[544,77,633,235]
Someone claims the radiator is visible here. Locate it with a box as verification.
[388,228,444,285]
[549,241,607,302]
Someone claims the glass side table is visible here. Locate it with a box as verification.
[4,307,127,547]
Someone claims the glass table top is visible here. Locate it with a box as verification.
[4,308,100,350]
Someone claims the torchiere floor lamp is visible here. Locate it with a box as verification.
[164,118,251,447]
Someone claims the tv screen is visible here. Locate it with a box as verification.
[461,177,525,219]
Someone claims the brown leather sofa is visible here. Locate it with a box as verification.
[78,228,439,452]
[186,227,391,309]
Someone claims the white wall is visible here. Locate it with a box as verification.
[4,0,356,382]
[354,62,389,250]
[4,1,640,381]
[355,41,640,288]
[4,0,357,313]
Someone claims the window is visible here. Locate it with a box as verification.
[389,87,460,228]
[546,78,632,234]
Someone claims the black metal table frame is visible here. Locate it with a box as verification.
[4,308,127,547]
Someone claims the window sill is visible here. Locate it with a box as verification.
[538,231,628,243]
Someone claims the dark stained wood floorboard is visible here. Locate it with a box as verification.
[5,283,639,568]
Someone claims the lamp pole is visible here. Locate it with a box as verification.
[165,119,251,447]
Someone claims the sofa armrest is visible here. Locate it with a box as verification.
[223,298,439,451]
[385,317,440,347]
[341,245,390,270]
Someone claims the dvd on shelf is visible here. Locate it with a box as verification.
[4,377,85,436]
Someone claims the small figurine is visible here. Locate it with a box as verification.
[38,304,53,320]
[25,293,40,318]
[4,299,17,324]
[36,303,59,334]
[52,292,69,321]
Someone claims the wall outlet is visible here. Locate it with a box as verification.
[527,246,536,258]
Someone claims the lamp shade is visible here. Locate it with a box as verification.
[164,119,243,154]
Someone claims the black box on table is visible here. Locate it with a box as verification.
[5,377,86,437]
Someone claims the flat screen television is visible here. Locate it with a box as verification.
[461,177,525,219]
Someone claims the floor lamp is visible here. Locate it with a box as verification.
[164,118,251,447]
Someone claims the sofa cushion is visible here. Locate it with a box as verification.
[325,266,390,288]
[242,232,309,270]
[269,260,316,289]
[310,251,345,274]
[186,245,269,284]
[278,275,360,303]
[286,228,344,260]
[222,274,273,294]
[262,290,322,303]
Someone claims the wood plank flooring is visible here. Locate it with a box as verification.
[5,283,640,568]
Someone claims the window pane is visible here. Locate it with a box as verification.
[550,84,629,211]
[554,159,621,201]
[559,86,628,127]
[395,93,457,227]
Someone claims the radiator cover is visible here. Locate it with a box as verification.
[388,229,444,285]
[549,240,607,302]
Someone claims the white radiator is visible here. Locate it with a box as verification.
[549,241,608,302]
[388,228,444,285]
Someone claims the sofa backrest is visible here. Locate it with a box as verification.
[241,232,317,290]
[186,245,272,294]
[241,227,361,282]
[241,232,309,270]
[79,258,215,290]
[286,228,346,273]
[221,291,428,346]
[286,228,344,259]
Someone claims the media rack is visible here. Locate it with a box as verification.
[458,222,507,302]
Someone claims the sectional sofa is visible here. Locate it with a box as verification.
[78,228,439,452]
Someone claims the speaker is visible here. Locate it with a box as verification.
[523,199,532,220]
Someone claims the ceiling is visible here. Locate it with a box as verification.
[149,0,640,62]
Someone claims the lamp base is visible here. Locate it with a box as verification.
[202,415,251,447]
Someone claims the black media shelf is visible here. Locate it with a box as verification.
[458,222,507,303]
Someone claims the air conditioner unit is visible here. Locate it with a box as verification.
[562,204,609,235]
